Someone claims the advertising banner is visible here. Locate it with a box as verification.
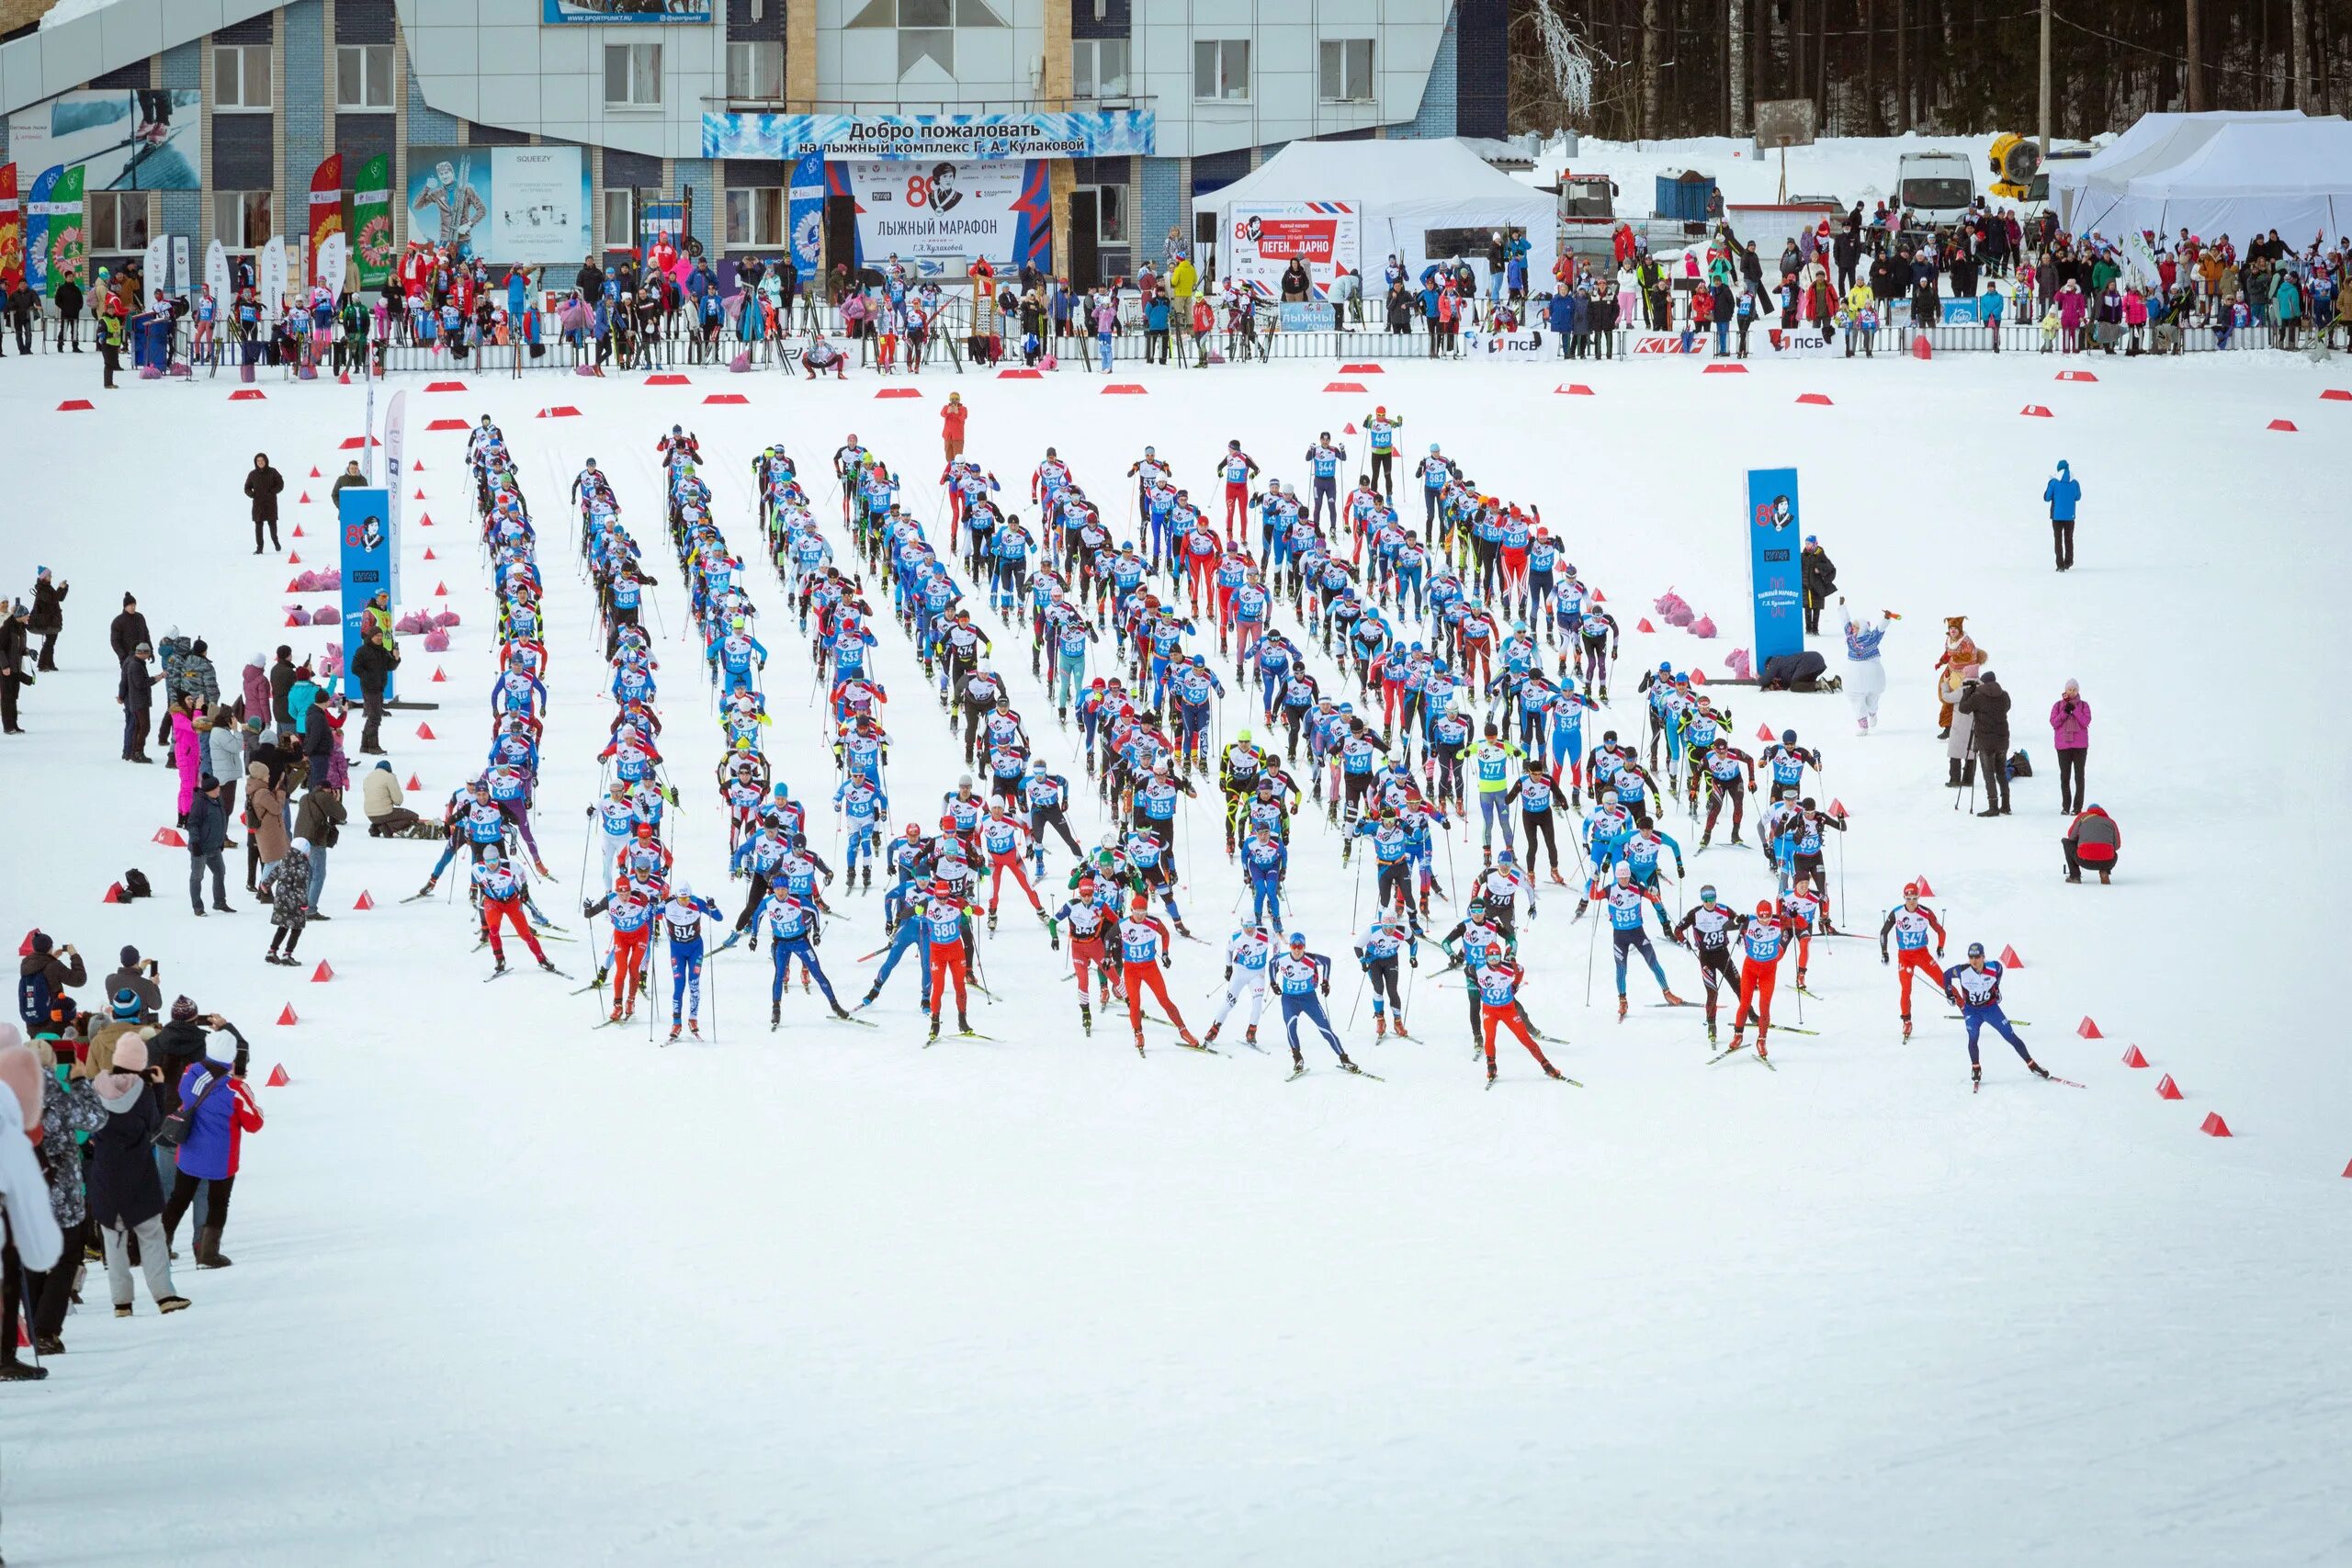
[352,153,395,288]
[308,152,344,288]
[843,159,1049,267]
[8,88,202,190]
[1758,323,1833,356]
[316,231,348,299]
[705,109,1154,163]
[1461,326,1549,356]
[337,485,395,703]
[382,389,407,561]
[544,0,708,21]
[24,164,59,293]
[788,150,826,271]
[172,233,190,294]
[406,145,589,265]
[1745,468,1806,668]
[260,232,287,313]
[0,165,18,288]
[1222,202,1359,301]
[43,164,85,295]
[141,232,167,301]
[204,238,229,302]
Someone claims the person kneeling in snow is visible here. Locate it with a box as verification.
[802,336,847,379]
[2062,805,2120,885]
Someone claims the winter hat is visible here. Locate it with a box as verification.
[374,759,392,773]
[192,638,209,658]
[120,944,141,967]
[95,1032,148,1100]
[29,931,52,955]
[123,592,137,607]
[202,1028,241,1070]
[111,987,143,1021]
[170,996,198,1022]
[289,836,312,858]
[2064,679,2079,694]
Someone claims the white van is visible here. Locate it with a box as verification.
[1895,152,1976,235]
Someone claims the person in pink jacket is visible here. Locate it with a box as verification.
[2049,679,2092,814]
[2056,281,2087,352]
[170,697,203,824]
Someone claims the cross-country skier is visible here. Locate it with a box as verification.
[1878,881,1951,1040]
[1943,942,2053,1089]
[1271,933,1362,1075]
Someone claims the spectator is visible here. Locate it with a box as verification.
[119,638,160,763]
[350,630,399,754]
[263,838,313,965]
[0,598,29,735]
[27,565,67,671]
[362,758,424,836]
[26,1044,106,1354]
[187,773,234,916]
[2042,459,2082,572]
[1957,671,2014,817]
[108,592,152,667]
[1800,536,1838,636]
[294,784,346,919]
[244,758,289,893]
[162,1032,264,1268]
[2062,804,2121,884]
[207,703,244,840]
[2049,679,2092,814]
[244,452,286,554]
[55,274,84,351]
[89,1034,189,1317]
[17,931,87,1037]
[328,458,366,508]
[100,945,162,1023]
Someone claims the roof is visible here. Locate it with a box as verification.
[3,0,280,119]
[1191,137,1556,224]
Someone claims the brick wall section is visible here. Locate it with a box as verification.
[92,60,150,88]
[161,41,202,244]
[285,0,328,278]
[1138,155,1180,271]
[337,0,394,44]
[677,158,715,258]
[1453,0,1506,139]
[213,110,277,189]
[217,13,273,44]
[1401,4,1458,141]
[403,51,457,144]
[469,120,528,145]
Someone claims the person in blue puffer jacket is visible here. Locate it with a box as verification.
[2042,458,2083,571]
[162,1032,264,1269]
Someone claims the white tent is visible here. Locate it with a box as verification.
[2051,108,2342,236]
[2071,118,2352,244]
[1192,137,1557,299]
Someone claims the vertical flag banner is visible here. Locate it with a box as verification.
[308,152,344,288]
[1745,468,1805,666]
[44,164,85,295]
[260,232,287,313]
[25,164,62,294]
[172,232,192,295]
[316,231,348,299]
[141,232,167,301]
[381,389,408,590]
[788,150,825,272]
[0,165,20,288]
[204,237,230,301]
[337,486,395,703]
[353,152,394,288]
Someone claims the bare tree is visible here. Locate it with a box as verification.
[1641,0,1664,136]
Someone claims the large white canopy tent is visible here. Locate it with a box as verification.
[1193,137,1558,293]
[2052,110,2350,243]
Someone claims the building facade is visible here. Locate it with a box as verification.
[0,0,1503,288]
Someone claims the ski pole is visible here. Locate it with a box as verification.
[1583,900,1600,1006]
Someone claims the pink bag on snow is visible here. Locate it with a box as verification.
[309,606,340,626]
[395,611,433,635]
[432,611,461,628]
[422,629,452,652]
[1724,648,1754,680]
[1689,615,1717,639]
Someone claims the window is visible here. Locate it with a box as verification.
[214,43,273,111]
[88,190,150,253]
[602,189,635,249]
[337,43,392,110]
[1193,39,1250,102]
[1092,185,1127,245]
[1318,39,1374,103]
[604,43,662,107]
[724,188,785,249]
[1072,38,1129,99]
[725,40,784,101]
[213,189,274,250]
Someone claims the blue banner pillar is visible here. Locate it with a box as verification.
[1746,468,1805,667]
[339,486,395,703]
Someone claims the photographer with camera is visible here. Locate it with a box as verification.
[1956,671,2014,817]
[102,944,163,1024]
[17,929,87,1038]
[90,1033,191,1317]
[161,1027,263,1270]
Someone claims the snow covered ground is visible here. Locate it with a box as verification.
[2,346,2347,1566]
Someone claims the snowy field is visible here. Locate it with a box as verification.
[3,346,2348,1567]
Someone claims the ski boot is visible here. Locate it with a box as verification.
[1291,1044,1306,1071]
[1539,1056,1566,1080]
[1900,1013,1912,1041]
[1706,1020,1719,1045]
[2027,1059,2051,1078]
[537,957,560,974]
[491,957,509,976]
[1174,921,1194,941]
[416,879,437,898]
[1134,1030,1148,1057]
[771,1002,783,1028]
[1756,1039,1770,1063]
[1375,1015,1388,1039]
[1971,1063,1983,1090]
[1080,1003,1093,1036]
[1203,1022,1221,1044]
[1245,1025,1259,1047]
[668,1021,684,1043]
[1616,995,1628,1021]
[861,865,873,893]
[929,1016,943,1043]
[831,1001,853,1021]
[1547,869,1566,886]
[987,907,1000,932]
[859,987,881,1010]
[957,1012,974,1037]
[1338,1052,1363,1074]
[1697,832,1712,851]
[1662,989,1686,1007]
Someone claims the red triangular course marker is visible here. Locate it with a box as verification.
[1909,336,1932,360]
[1796,392,1832,405]
[1827,798,1849,818]
[415,723,436,740]
[277,1004,300,1026]
[406,774,423,790]
[101,881,125,904]
[996,368,1041,379]
[2267,419,2298,432]
[2319,388,2352,400]
[1636,617,1657,633]
[288,551,302,564]
[308,467,322,478]
[56,399,95,411]
[875,387,922,399]
[647,373,690,386]
[1340,363,1384,374]
[1323,381,1367,393]
[230,388,266,400]
[413,459,424,472]
[413,488,426,500]
[1998,945,2023,968]
[424,380,467,392]
[152,827,187,847]
[2120,1044,2149,1067]
[434,582,449,596]
[298,491,311,504]
[1687,669,1704,685]
[284,613,306,626]
[423,547,437,560]
[419,513,435,527]
[292,525,304,537]
[431,667,447,682]
[1755,723,1775,742]
[705,392,750,403]
[1589,589,1605,602]
[2020,404,2052,417]
[426,417,469,432]
[2076,1016,2102,1039]
[1702,362,1747,373]
[311,961,334,982]
[1913,876,1935,897]
[1342,423,1357,434]
[2056,369,2098,382]
[266,1064,291,1087]
[2199,1111,2232,1137]
[1555,384,1594,396]
[1102,384,1147,394]
[354,890,376,910]
[2154,1074,2183,1100]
